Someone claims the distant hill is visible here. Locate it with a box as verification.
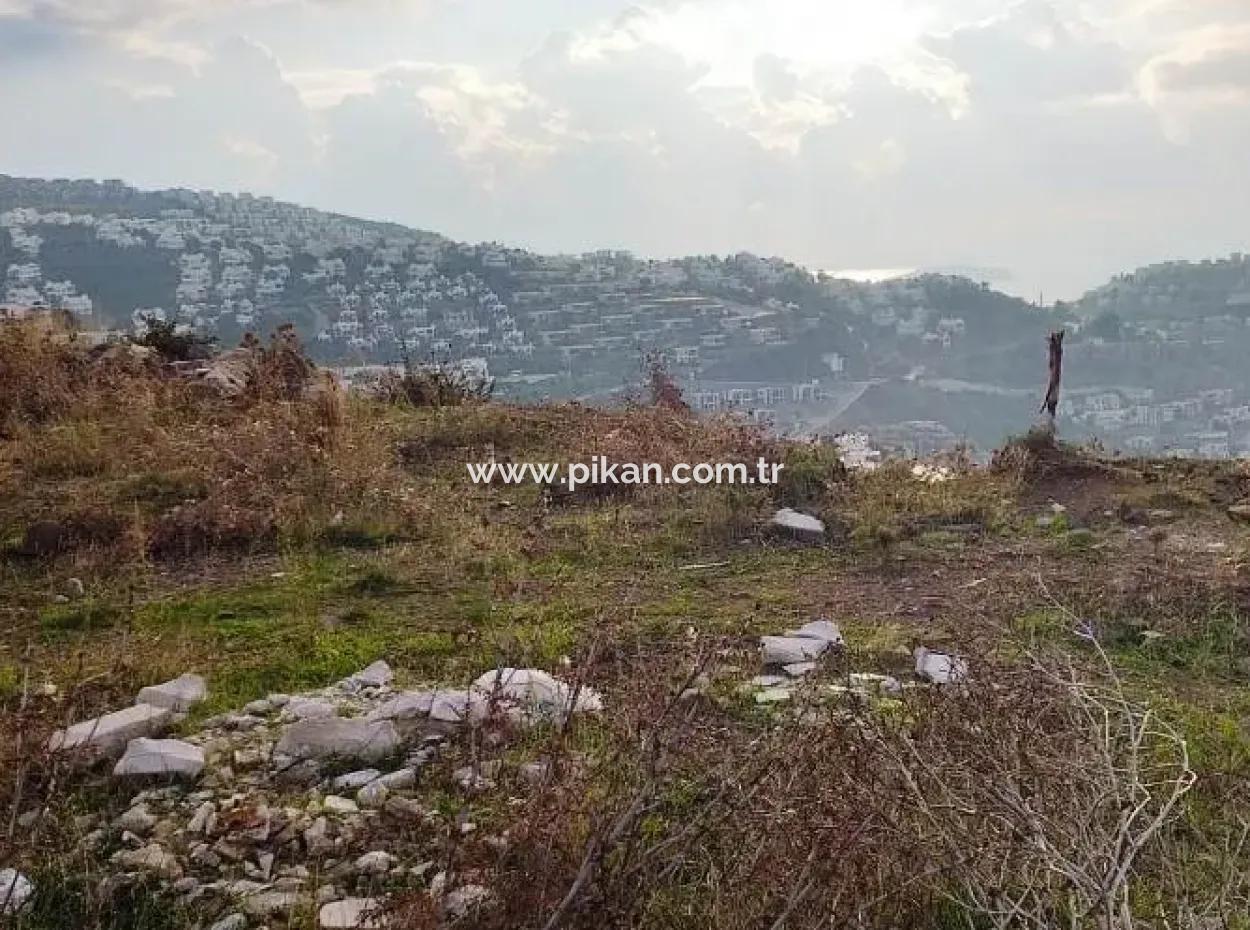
[4,174,1250,454]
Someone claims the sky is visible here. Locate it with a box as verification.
[1,0,1248,299]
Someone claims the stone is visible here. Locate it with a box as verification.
[769,508,825,542]
[470,668,604,719]
[366,691,435,722]
[356,780,389,809]
[113,738,205,779]
[0,869,34,914]
[345,660,393,689]
[244,698,274,715]
[323,795,359,815]
[285,698,337,720]
[116,803,157,834]
[256,852,275,879]
[1229,503,1250,522]
[427,690,483,724]
[443,884,494,920]
[783,662,817,677]
[48,703,174,755]
[354,851,394,875]
[208,914,247,930]
[64,577,85,599]
[755,687,793,704]
[320,898,386,929]
[751,674,787,688]
[518,760,551,786]
[452,767,495,794]
[113,843,183,879]
[304,816,334,854]
[187,801,216,834]
[136,673,207,712]
[914,647,969,684]
[276,718,400,763]
[189,844,221,869]
[382,797,426,820]
[376,768,417,791]
[760,636,829,665]
[241,890,305,918]
[331,769,381,792]
[785,620,844,645]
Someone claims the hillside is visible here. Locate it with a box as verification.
[5,175,1250,458]
[2,319,1250,929]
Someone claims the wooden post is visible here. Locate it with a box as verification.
[1039,330,1064,430]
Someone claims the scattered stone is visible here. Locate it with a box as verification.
[256,852,275,879]
[113,738,205,779]
[304,816,334,854]
[761,636,829,665]
[64,577,85,599]
[332,769,381,792]
[354,851,394,875]
[136,674,207,712]
[1228,503,1250,522]
[914,647,969,684]
[367,691,434,722]
[345,660,393,690]
[375,768,417,791]
[241,890,305,918]
[113,843,183,879]
[0,869,34,914]
[244,698,274,715]
[285,698,337,720]
[208,914,247,930]
[470,668,604,719]
[783,662,817,677]
[518,760,551,786]
[189,844,222,869]
[769,508,825,543]
[276,718,400,763]
[785,619,844,645]
[319,897,386,929]
[116,803,158,835]
[356,780,389,809]
[754,687,793,705]
[428,690,486,724]
[48,703,175,755]
[323,795,359,815]
[187,801,216,835]
[382,797,426,821]
[442,884,494,920]
[750,674,788,688]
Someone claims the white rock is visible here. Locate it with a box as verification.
[187,801,216,834]
[136,674,207,712]
[356,780,389,809]
[346,660,393,689]
[470,668,604,719]
[113,738,205,779]
[428,690,482,724]
[116,803,157,834]
[208,914,247,930]
[113,843,183,878]
[285,698,337,720]
[769,508,825,541]
[761,636,830,665]
[783,662,817,677]
[331,769,381,791]
[751,675,787,688]
[914,647,969,685]
[276,717,400,763]
[241,890,304,918]
[366,691,435,722]
[323,795,359,815]
[354,851,394,875]
[785,620,844,645]
[243,698,273,715]
[755,687,793,704]
[0,869,34,914]
[304,816,334,854]
[376,768,417,791]
[48,703,174,755]
[319,897,386,929]
[443,884,494,920]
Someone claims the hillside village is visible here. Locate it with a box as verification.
[4,175,1250,457]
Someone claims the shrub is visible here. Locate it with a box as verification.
[132,316,215,362]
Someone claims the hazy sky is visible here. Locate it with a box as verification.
[1,0,1247,298]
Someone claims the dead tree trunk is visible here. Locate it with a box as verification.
[1038,330,1064,432]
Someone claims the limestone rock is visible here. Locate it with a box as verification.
[366,691,435,722]
[113,843,183,879]
[331,769,381,792]
[0,869,34,914]
[769,508,825,542]
[136,673,207,712]
[353,851,393,875]
[319,897,386,929]
[208,914,247,930]
[470,668,603,719]
[785,619,844,646]
[914,647,969,684]
[760,636,829,665]
[48,703,174,755]
[443,884,494,920]
[113,738,205,779]
[345,660,393,690]
[276,718,399,763]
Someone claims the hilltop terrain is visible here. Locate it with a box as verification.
[5,175,1250,455]
[2,318,1250,929]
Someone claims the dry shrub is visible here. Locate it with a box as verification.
[474,651,1230,930]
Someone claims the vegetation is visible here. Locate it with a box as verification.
[2,316,1250,928]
